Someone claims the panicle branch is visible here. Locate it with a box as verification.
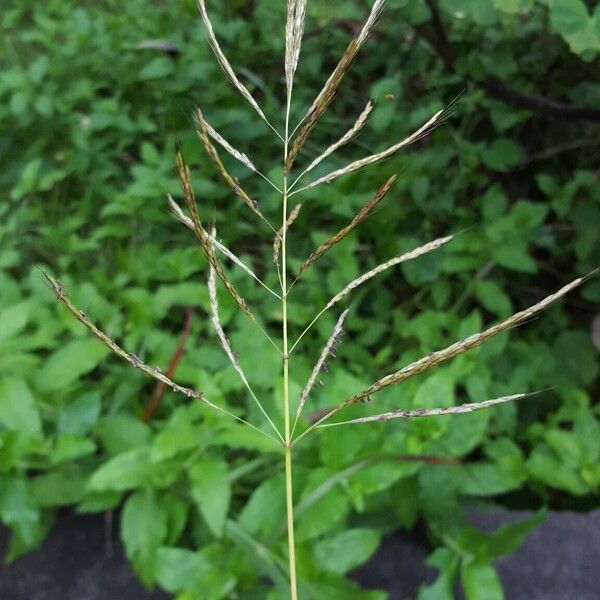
[168,195,281,299]
[197,0,282,140]
[292,309,349,435]
[176,151,256,320]
[291,100,374,188]
[295,174,398,280]
[317,393,529,428]
[285,0,308,102]
[344,277,582,405]
[208,254,284,442]
[294,107,446,193]
[286,0,387,171]
[274,203,303,267]
[43,273,206,402]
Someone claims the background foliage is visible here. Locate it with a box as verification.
[1,0,599,598]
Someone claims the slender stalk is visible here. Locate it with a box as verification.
[282,99,298,600]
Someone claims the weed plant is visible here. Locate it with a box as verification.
[44,1,586,598]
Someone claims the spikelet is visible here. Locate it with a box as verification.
[43,273,207,402]
[285,0,308,101]
[326,235,453,311]
[175,151,255,320]
[295,100,374,182]
[168,195,267,290]
[296,175,397,279]
[273,203,303,266]
[286,0,387,171]
[196,108,264,221]
[297,108,444,192]
[199,113,257,173]
[296,310,349,422]
[344,278,582,405]
[317,394,528,427]
[197,0,273,131]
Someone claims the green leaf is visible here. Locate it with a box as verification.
[88,448,179,491]
[492,0,533,14]
[552,331,599,386]
[121,488,168,586]
[0,475,40,547]
[457,509,545,561]
[151,406,205,461]
[239,473,285,537]
[313,529,380,573]
[0,302,30,344]
[36,338,109,392]
[96,414,152,454]
[50,434,96,464]
[57,392,101,435]
[481,139,523,171]
[492,243,537,273]
[456,462,523,495]
[154,547,212,594]
[0,378,42,439]
[474,280,512,317]
[550,0,600,56]
[461,562,503,600]
[189,457,231,538]
[30,468,87,507]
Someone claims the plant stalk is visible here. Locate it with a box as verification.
[282,101,298,600]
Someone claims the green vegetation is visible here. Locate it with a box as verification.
[1,1,599,599]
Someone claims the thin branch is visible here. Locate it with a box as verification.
[290,234,454,353]
[317,393,529,428]
[294,175,398,280]
[42,273,278,443]
[208,259,284,443]
[168,195,281,300]
[291,309,349,437]
[197,0,284,139]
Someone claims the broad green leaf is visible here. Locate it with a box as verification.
[0,302,30,344]
[151,406,204,461]
[313,529,380,573]
[36,338,109,392]
[51,434,96,464]
[96,414,152,454]
[239,473,285,537]
[0,475,40,547]
[88,448,179,491]
[121,488,168,586]
[189,457,231,538]
[154,547,212,594]
[30,468,87,506]
[550,0,600,55]
[461,562,503,600]
[0,378,42,439]
[57,392,101,435]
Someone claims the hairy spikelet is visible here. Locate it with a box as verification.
[176,152,255,320]
[197,0,270,126]
[286,0,387,171]
[318,394,528,427]
[198,112,257,172]
[294,100,374,183]
[297,108,444,192]
[285,0,308,100]
[295,309,349,424]
[196,109,264,219]
[345,278,582,405]
[326,235,453,310]
[43,273,206,401]
[296,175,397,278]
[168,195,268,291]
[274,203,303,266]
